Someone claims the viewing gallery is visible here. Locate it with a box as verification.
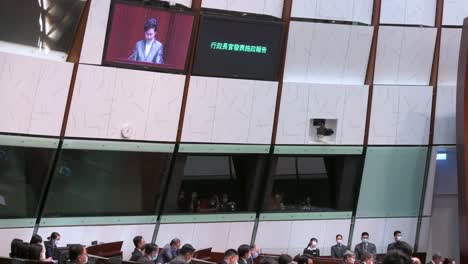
[0,0,467,264]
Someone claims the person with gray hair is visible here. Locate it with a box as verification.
[158,238,181,264]
[427,253,442,264]
[343,250,356,264]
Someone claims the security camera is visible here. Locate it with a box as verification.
[313,119,334,137]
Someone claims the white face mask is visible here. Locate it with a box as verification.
[337,240,343,245]
[311,241,317,247]
[54,240,59,246]
[362,238,369,243]
[395,236,402,242]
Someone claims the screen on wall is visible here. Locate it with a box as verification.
[192,14,284,81]
[103,1,195,73]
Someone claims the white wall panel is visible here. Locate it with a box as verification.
[67,65,184,142]
[442,0,468,26]
[369,85,432,145]
[291,0,373,24]
[284,22,373,85]
[380,0,436,26]
[0,52,73,136]
[374,26,437,85]
[80,0,111,65]
[256,219,351,256]
[277,83,368,145]
[352,218,417,254]
[157,222,254,252]
[182,76,277,144]
[0,228,34,257]
[201,0,283,18]
[38,224,155,261]
[438,28,462,86]
[434,85,456,145]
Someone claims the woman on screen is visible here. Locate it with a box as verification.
[129,18,164,64]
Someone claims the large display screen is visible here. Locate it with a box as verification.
[192,14,284,81]
[103,1,195,73]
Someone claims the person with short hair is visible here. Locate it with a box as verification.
[44,232,61,259]
[354,232,376,261]
[259,257,280,264]
[427,253,443,264]
[387,231,413,257]
[303,238,320,257]
[69,244,88,264]
[238,244,251,264]
[331,234,347,259]
[10,239,23,258]
[278,254,292,264]
[297,255,313,264]
[362,252,374,264]
[343,250,356,264]
[28,244,43,261]
[138,243,159,264]
[130,236,146,261]
[129,18,164,64]
[249,244,260,264]
[30,234,51,261]
[383,250,412,264]
[169,244,196,264]
[222,249,239,264]
[158,238,181,264]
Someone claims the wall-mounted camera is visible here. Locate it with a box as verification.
[309,118,337,144]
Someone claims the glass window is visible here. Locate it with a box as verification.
[263,155,363,212]
[356,147,428,217]
[0,0,86,58]
[43,142,172,217]
[0,143,57,218]
[164,154,268,214]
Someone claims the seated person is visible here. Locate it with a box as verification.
[28,244,43,261]
[138,243,159,264]
[130,236,146,261]
[297,255,313,264]
[129,18,164,64]
[158,238,181,264]
[383,250,412,264]
[44,232,61,259]
[238,245,251,264]
[68,244,88,264]
[169,244,196,264]
[303,238,320,257]
[222,249,239,264]
[278,255,292,264]
[30,234,52,262]
[249,244,260,264]
[343,250,355,264]
[10,239,23,258]
[362,252,374,264]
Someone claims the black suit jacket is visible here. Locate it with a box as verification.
[44,241,56,259]
[239,258,249,264]
[137,255,155,264]
[354,242,376,261]
[387,241,413,256]
[130,248,144,262]
[330,244,348,259]
[303,248,320,257]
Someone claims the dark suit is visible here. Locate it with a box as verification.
[303,247,320,257]
[354,242,376,261]
[44,241,56,259]
[331,244,347,259]
[158,245,178,264]
[137,255,155,264]
[239,258,249,264]
[387,241,413,256]
[129,39,164,64]
[130,248,144,262]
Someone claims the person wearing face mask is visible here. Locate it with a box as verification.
[387,231,413,257]
[44,232,60,259]
[137,243,159,264]
[248,244,260,264]
[69,244,88,264]
[303,238,320,257]
[222,249,239,264]
[331,234,348,259]
[169,244,195,264]
[238,245,251,264]
[343,250,356,264]
[354,232,376,262]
